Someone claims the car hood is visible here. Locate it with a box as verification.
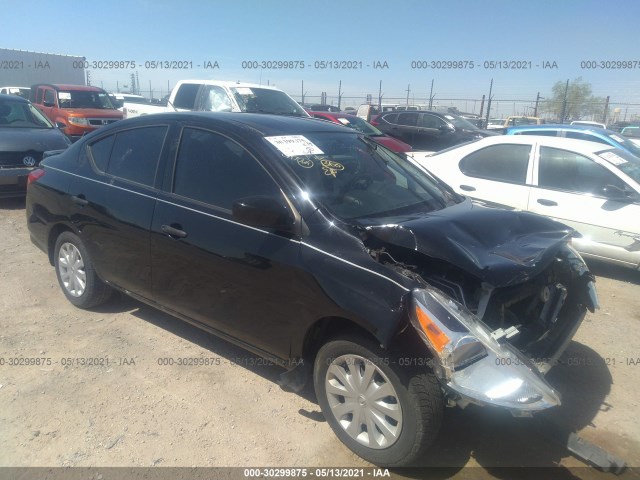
[61,108,123,118]
[0,127,70,151]
[359,199,574,288]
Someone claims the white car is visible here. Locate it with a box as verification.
[413,135,640,269]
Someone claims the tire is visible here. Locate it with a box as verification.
[314,335,443,467]
[53,231,112,309]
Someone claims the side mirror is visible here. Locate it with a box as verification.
[232,196,297,235]
[602,184,634,201]
[438,124,455,134]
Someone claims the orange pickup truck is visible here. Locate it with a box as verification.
[30,84,123,141]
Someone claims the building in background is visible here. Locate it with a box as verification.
[0,48,85,87]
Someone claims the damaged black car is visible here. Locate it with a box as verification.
[26,113,598,466]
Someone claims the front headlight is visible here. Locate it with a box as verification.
[410,287,561,412]
[67,117,89,126]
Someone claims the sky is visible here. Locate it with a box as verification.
[1,0,640,115]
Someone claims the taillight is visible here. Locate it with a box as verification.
[122,107,128,119]
[27,169,45,186]
[370,115,379,126]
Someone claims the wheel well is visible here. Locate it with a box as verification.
[301,316,433,363]
[300,316,434,371]
[301,317,380,364]
[47,224,73,265]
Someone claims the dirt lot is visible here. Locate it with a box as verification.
[1,196,639,479]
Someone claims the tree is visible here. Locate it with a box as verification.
[543,77,607,122]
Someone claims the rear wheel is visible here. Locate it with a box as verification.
[314,335,443,466]
[54,231,112,309]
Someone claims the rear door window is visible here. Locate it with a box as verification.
[397,113,418,126]
[102,126,168,186]
[460,144,531,183]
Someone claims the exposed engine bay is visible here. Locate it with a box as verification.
[365,236,598,372]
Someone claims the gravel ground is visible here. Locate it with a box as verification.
[1,196,639,479]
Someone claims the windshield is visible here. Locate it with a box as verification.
[265,132,461,220]
[445,114,479,130]
[333,116,383,135]
[231,87,307,117]
[597,149,640,185]
[606,131,640,158]
[0,100,53,128]
[58,90,116,109]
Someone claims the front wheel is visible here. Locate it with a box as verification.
[314,336,443,466]
[54,231,112,309]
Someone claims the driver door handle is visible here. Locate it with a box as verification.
[460,185,476,192]
[537,198,558,206]
[161,224,187,239]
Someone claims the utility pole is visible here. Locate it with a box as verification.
[337,80,342,110]
[602,95,610,124]
[485,79,494,126]
[428,79,434,109]
[534,92,542,117]
[405,84,410,106]
[301,80,305,104]
[560,79,569,123]
[479,94,485,118]
[378,80,383,111]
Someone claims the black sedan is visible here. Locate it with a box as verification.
[0,94,70,198]
[373,110,497,151]
[26,112,597,466]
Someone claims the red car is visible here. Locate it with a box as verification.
[309,111,412,152]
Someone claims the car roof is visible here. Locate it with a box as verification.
[434,134,618,156]
[175,79,287,91]
[98,112,354,137]
[0,93,29,103]
[508,123,611,133]
[32,84,106,92]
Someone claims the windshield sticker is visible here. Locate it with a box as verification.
[337,118,351,125]
[321,159,344,177]
[235,87,254,95]
[265,135,324,157]
[610,134,625,143]
[599,151,628,166]
[58,92,71,100]
[296,158,314,168]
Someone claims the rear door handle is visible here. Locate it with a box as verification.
[71,194,88,207]
[537,198,558,206]
[460,185,476,192]
[161,224,187,239]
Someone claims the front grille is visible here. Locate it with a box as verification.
[0,151,43,168]
[88,118,120,127]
